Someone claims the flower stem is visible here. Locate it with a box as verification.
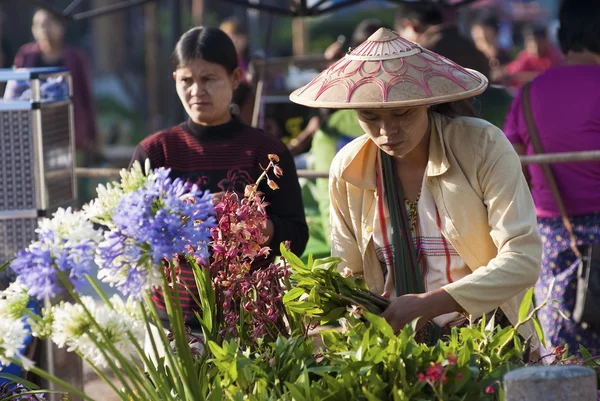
[8,358,94,401]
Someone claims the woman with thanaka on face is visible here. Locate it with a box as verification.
[290,28,542,350]
[130,27,308,351]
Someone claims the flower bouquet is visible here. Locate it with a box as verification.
[0,157,598,401]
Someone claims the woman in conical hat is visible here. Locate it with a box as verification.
[291,28,542,349]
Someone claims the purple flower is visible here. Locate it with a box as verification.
[96,167,216,297]
[10,208,101,299]
[10,245,57,299]
[0,382,47,400]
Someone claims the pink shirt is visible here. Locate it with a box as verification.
[504,64,600,217]
[505,47,563,76]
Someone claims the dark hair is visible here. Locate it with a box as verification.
[472,12,499,34]
[395,3,444,29]
[34,8,65,26]
[558,0,600,55]
[522,24,548,40]
[172,27,238,73]
[351,19,391,47]
[431,99,476,119]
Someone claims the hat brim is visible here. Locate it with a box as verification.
[289,68,489,110]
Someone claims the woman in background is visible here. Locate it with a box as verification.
[130,27,308,360]
[503,0,600,356]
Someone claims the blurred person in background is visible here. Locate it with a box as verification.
[220,17,254,125]
[13,8,97,159]
[503,0,600,355]
[394,2,489,77]
[471,13,513,84]
[503,23,563,88]
[220,16,250,79]
[394,2,510,128]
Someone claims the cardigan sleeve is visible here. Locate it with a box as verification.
[329,160,364,277]
[442,125,542,318]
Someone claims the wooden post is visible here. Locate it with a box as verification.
[292,17,308,56]
[144,2,160,133]
[292,0,308,56]
[191,0,204,26]
[91,0,127,74]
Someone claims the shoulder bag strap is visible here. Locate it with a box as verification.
[521,82,581,259]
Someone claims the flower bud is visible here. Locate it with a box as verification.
[267,179,279,190]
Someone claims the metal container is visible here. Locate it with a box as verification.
[0,67,77,283]
[0,67,81,401]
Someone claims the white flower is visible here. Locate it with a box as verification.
[50,300,92,350]
[49,297,142,368]
[120,159,152,193]
[338,317,350,333]
[83,160,152,226]
[28,307,53,339]
[341,267,353,278]
[0,282,30,319]
[83,183,123,227]
[0,317,32,370]
[37,207,102,246]
[109,295,145,335]
[346,305,363,319]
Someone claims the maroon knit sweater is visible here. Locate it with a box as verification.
[130,117,308,329]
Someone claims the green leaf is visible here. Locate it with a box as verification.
[209,375,224,401]
[0,373,40,390]
[319,307,346,323]
[364,313,394,339]
[518,287,534,323]
[579,345,595,365]
[284,382,307,401]
[321,330,342,349]
[283,287,305,303]
[312,256,344,272]
[280,243,306,270]
[532,317,547,350]
[458,342,472,366]
[0,258,13,273]
[208,341,227,360]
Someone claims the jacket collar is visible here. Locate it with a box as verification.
[340,112,450,190]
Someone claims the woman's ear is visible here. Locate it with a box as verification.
[172,71,177,81]
[231,68,243,90]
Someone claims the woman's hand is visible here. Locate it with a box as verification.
[379,289,462,333]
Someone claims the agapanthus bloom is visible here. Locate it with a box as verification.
[83,160,152,227]
[0,317,32,371]
[10,208,102,299]
[0,282,30,319]
[0,283,33,371]
[96,167,215,297]
[49,297,143,368]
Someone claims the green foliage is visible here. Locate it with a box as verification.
[187,250,561,401]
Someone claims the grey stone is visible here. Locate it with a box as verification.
[504,366,597,401]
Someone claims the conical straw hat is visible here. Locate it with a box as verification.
[290,28,488,109]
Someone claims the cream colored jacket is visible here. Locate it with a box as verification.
[329,112,542,346]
